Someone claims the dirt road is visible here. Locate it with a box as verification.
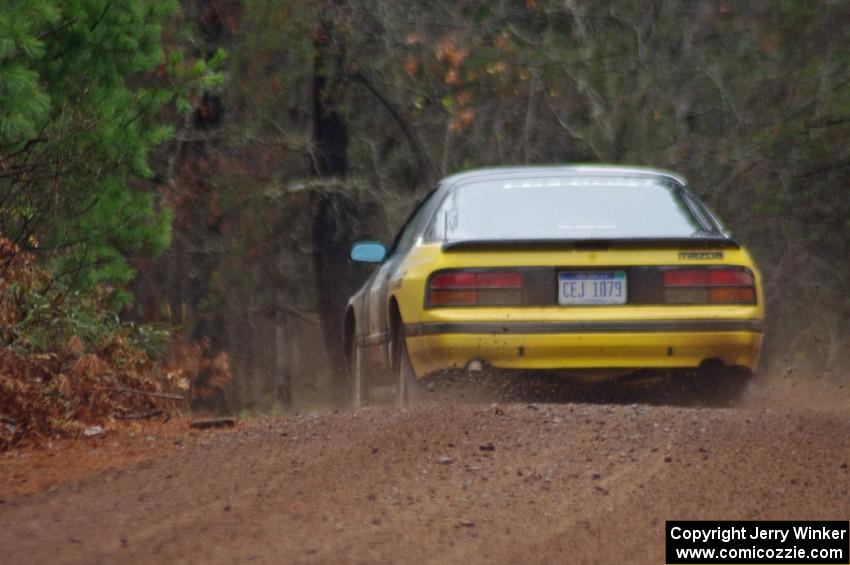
[1,377,849,564]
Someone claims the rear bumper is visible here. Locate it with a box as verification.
[403,320,763,379]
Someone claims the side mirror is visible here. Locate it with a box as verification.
[350,241,387,263]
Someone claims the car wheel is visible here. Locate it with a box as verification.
[685,365,752,406]
[349,338,369,408]
[393,327,418,408]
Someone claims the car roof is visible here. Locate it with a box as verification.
[440,165,687,191]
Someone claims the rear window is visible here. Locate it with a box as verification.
[425,176,716,241]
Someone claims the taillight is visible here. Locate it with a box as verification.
[429,289,478,305]
[430,272,478,289]
[477,272,522,288]
[663,268,756,304]
[708,287,755,303]
[428,270,524,306]
[664,269,753,287]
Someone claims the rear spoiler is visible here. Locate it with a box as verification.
[441,237,741,252]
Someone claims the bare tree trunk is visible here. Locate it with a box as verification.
[274,290,292,407]
[311,12,348,179]
[310,9,353,376]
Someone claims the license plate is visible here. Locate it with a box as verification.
[558,271,627,305]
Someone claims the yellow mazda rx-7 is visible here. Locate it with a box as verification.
[343,166,764,406]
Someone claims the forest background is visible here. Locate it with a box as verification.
[2,0,848,421]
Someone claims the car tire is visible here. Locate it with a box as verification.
[393,328,418,408]
[349,338,369,408]
[686,366,752,406]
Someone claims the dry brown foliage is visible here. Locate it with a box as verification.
[164,337,232,401]
[0,239,193,450]
[0,342,184,450]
